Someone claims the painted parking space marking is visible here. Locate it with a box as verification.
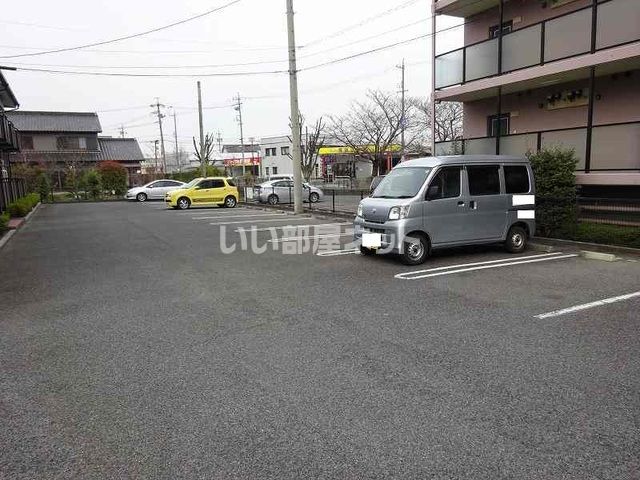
[193,213,289,220]
[236,222,351,233]
[395,252,578,280]
[267,233,353,244]
[535,291,640,319]
[209,217,312,226]
[317,248,360,257]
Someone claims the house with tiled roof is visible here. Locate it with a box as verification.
[7,110,143,187]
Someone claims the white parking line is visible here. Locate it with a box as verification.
[395,252,578,280]
[535,291,640,319]
[208,217,312,226]
[317,248,360,257]
[237,222,351,233]
[193,213,288,220]
[267,233,353,244]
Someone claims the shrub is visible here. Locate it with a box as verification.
[569,223,640,249]
[97,161,127,195]
[36,173,51,202]
[527,147,578,237]
[8,198,30,218]
[11,164,45,192]
[84,169,102,200]
[0,212,9,232]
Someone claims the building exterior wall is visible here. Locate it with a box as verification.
[464,0,592,46]
[463,70,640,137]
[260,136,294,178]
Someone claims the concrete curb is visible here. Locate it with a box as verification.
[580,250,619,262]
[533,236,640,257]
[0,202,41,251]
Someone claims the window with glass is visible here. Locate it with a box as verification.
[372,167,431,199]
[281,146,290,156]
[427,167,461,200]
[21,136,34,150]
[467,165,501,196]
[487,114,510,137]
[504,165,530,194]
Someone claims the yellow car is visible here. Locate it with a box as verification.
[165,177,239,210]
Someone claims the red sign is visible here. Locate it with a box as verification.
[224,156,261,166]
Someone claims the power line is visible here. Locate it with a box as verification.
[0,0,243,59]
[2,59,287,70]
[301,0,421,48]
[301,33,429,72]
[11,66,287,77]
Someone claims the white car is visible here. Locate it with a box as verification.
[125,179,186,202]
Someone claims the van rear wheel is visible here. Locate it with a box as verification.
[505,225,527,253]
[400,233,430,265]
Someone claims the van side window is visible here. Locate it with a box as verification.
[504,165,530,193]
[427,167,461,200]
[467,165,500,196]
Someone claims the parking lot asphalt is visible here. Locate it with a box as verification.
[1,202,639,479]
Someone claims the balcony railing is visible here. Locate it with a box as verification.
[435,0,640,90]
[434,121,640,172]
[0,114,20,151]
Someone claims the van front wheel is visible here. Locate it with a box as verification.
[400,233,430,265]
[505,225,527,253]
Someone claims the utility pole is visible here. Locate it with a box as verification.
[153,140,159,177]
[216,130,223,153]
[150,98,167,174]
[233,93,246,176]
[118,125,126,138]
[171,108,180,173]
[397,58,406,161]
[286,0,303,214]
[197,81,206,177]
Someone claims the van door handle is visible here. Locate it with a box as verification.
[470,200,478,210]
[457,201,465,207]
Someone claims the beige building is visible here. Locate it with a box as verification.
[432,0,640,195]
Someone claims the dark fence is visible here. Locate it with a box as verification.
[576,197,640,227]
[241,187,640,224]
[0,177,27,214]
[240,185,368,215]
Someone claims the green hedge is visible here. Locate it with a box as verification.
[7,193,40,218]
[0,212,9,232]
[568,222,640,249]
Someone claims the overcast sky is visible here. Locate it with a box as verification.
[2,0,462,157]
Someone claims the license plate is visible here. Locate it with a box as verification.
[362,232,382,248]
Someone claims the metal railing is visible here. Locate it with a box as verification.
[241,186,369,215]
[435,0,639,89]
[0,177,27,214]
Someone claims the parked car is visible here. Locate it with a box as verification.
[165,177,239,210]
[354,155,536,265]
[254,180,323,205]
[126,179,185,202]
[267,174,294,182]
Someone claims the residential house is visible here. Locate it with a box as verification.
[432,0,640,196]
[7,111,102,189]
[7,111,144,187]
[96,137,145,186]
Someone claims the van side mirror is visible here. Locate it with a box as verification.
[426,185,440,200]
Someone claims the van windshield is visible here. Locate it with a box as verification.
[371,167,431,199]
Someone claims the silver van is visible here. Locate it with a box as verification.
[354,155,536,265]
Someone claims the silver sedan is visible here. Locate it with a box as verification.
[125,179,185,202]
[254,180,324,205]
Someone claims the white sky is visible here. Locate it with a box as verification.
[1,0,462,158]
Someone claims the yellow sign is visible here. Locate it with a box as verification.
[319,144,401,155]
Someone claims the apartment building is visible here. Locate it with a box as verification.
[432,0,640,196]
